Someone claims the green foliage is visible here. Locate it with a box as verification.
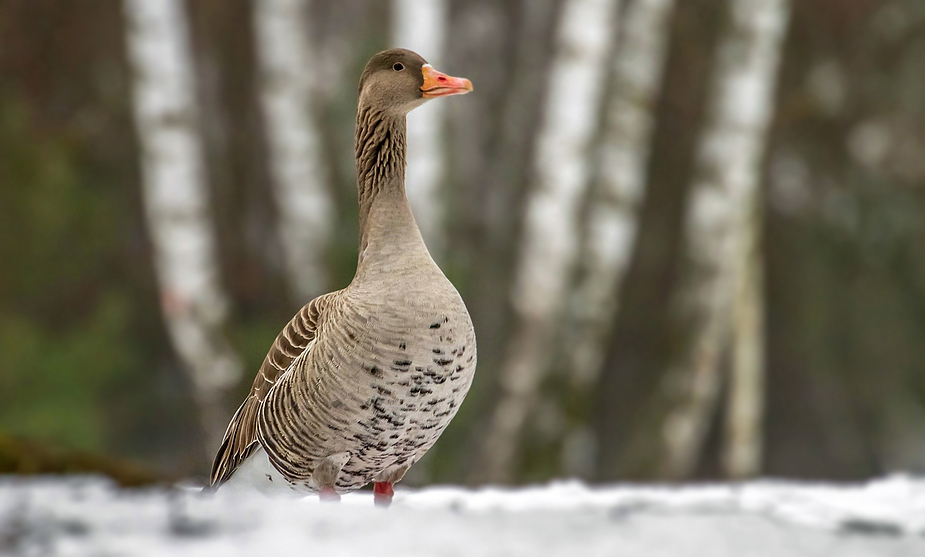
[0,294,132,450]
[0,101,123,311]
[0,98,142,453]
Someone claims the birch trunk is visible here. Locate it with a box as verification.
[123,0,243,454]
[723,197,766,478]
[254,0,333,300]
[391,0,448,257]
[656,0,789,479]
[568,0,677,386]
[559,0,677,478]
[474,0,620,483]
[452,0,557,390]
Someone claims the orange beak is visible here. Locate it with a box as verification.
[421,64,473,98]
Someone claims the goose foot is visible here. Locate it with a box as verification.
[313,452,350,503]
[319,486,340,502]
[373,482,393,508]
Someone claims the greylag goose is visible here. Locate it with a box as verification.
[208,49,476,507]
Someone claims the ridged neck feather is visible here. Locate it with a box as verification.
[356,105,405,233]
[356,101,433,278]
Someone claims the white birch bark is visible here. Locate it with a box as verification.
[391,0,449,257]
[658,0,789,479]
[475,0,620,483]
[559,0,677,478]
[568,0,677,386]
[123,0,243,452]
[723,205,766,478]
[254,0,333,300]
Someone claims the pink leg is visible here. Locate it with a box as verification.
[319,486,340,502]
[373,482,394,508]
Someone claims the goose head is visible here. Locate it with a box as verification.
[358,48,473,116]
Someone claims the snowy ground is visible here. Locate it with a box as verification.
[1,476,924,556]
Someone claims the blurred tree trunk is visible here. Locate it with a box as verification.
[568,0,676,392]
[392,0,449,258]
[650,0,789,480]
[448,0,559,389]
[559,0,677,476]
[723,201,766,478]
[473,0,620,484]
[436,0,561,485]
[123,0,243,457]
[254,0,333,300]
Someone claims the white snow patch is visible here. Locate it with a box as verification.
[1,476,923,556]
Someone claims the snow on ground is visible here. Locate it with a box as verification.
[1,476,924,556]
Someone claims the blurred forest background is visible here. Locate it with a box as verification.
[1,0,925,487]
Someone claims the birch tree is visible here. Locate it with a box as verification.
[391,0,449,256]
[724,206,765,478]
[474,0,621,483]
[560,0,677,477]
[568,0,677,387]
[254,0,333,300]
[654,0,789,479]
[123,0,243,453]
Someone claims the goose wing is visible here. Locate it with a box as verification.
[208,292,338,487]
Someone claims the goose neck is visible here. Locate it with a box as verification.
[354,104,428,270]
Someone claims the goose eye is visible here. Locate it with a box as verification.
[393,63,404,71]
